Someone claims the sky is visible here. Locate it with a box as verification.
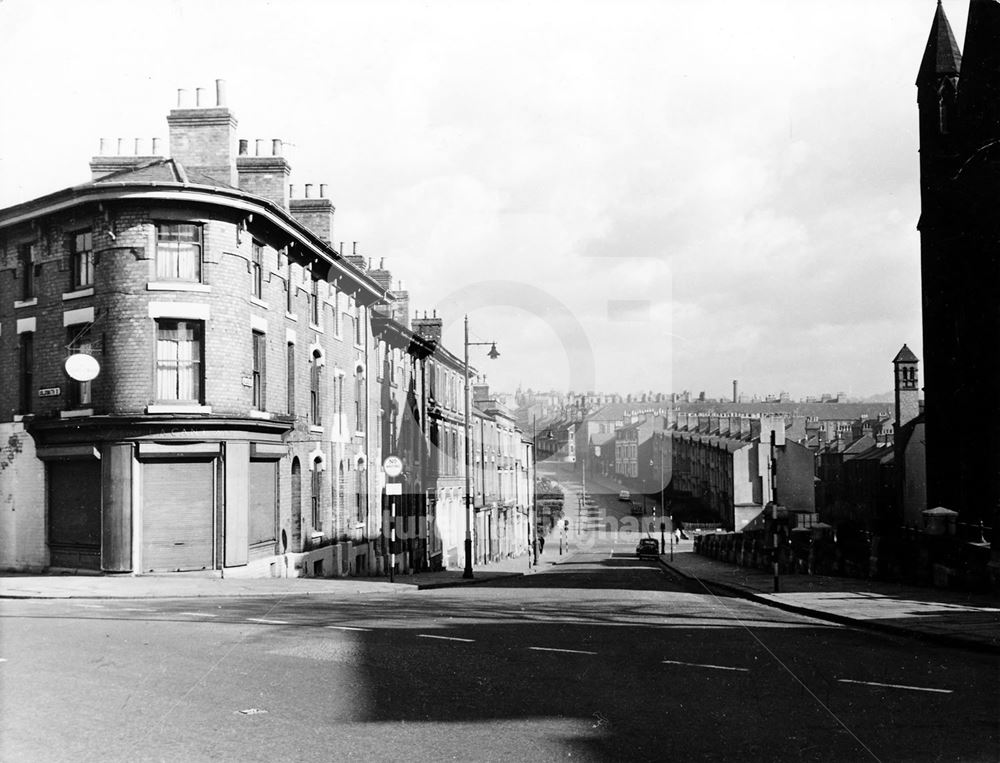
[0,0,963,400]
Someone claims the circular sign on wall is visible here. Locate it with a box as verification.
[65,353,100,382]
[383,456,404,478]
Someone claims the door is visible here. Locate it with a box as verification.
[48,459,101,570]
[142,459,214,572]
[248,459,278,560]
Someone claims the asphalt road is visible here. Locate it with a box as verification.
[2,537,997,762]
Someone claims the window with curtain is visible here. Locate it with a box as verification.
[155,222,202,282]
[155,320,203,402]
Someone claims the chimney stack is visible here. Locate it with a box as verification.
[412,312,443,343]
[237,130,291,209]
[290,184,335,244]
[168,78,239,186]
[90,134,165,179]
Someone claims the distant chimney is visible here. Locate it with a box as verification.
[345,241,366,271]
[733,379,738,404]
[289,193,335,244]
[412,313,443,343]
[90,135,165,180]
[238,134,290,209]
[167,79,238,186]
[391,284,410,329]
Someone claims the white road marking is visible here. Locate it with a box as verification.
[73,603,105,608]
[325,625,370,632]
[529,647,597,655]
[246,618,289,625]
[177,612,216,617]
[418,634,475,643]
[837,679,953,694]
[117,608,155,613]
[0,658,7,663]
[662,660,749,672]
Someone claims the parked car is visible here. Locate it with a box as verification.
[635,538,660,559]
[618,490,631,501]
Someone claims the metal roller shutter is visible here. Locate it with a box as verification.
[142,459,214,572]
[48,460,101,570]
[248,460,277,559]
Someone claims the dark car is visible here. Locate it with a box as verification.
[636,538,660,559]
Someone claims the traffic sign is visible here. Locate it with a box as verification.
[383,456,403,477]
[386,483,403,496]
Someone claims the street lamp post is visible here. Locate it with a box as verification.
[463,314,499,580]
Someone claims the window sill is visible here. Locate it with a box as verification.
[146,281,212,293]
[13,298,37,309]
[309,425,324,434]
[60,409,94,419]
[146,404,213,414]
[249,296,268,309]
[285,312,298,321]
[248,409,272,420]
[62,288,94,301]
[309,324,324,334]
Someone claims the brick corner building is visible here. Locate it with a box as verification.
[0,81,391,576]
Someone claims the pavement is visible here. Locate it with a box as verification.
[3,542,999,654]
[0,552,536,599]
[660,543,1000,654]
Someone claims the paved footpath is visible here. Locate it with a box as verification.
[0,553,536,599]
[662,545,1000,654]
[4,546,999,655]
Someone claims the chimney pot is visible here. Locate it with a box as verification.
[196,87,205,107]
[117,138,124,155]
[255,139,264,156]
[99,138,107,155]
[152,137,161,154]
[216,79,226,107]
[289,184,294,199]
[239,139,249,155]
[177,88,187,108]
[272,138,282,155]
[304,183,313,198]
[319,183,328,198]
[134,138,141,155]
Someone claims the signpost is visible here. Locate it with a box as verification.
[384,456,404,582]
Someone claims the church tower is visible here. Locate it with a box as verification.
[917,0,1000,550]
[893,345,920,431]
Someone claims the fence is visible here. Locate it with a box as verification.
[694,522,996,592]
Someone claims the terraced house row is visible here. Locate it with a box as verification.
[0,81,533,577]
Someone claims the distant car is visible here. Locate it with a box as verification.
[618,490,631,501]
[636,538,660,559]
